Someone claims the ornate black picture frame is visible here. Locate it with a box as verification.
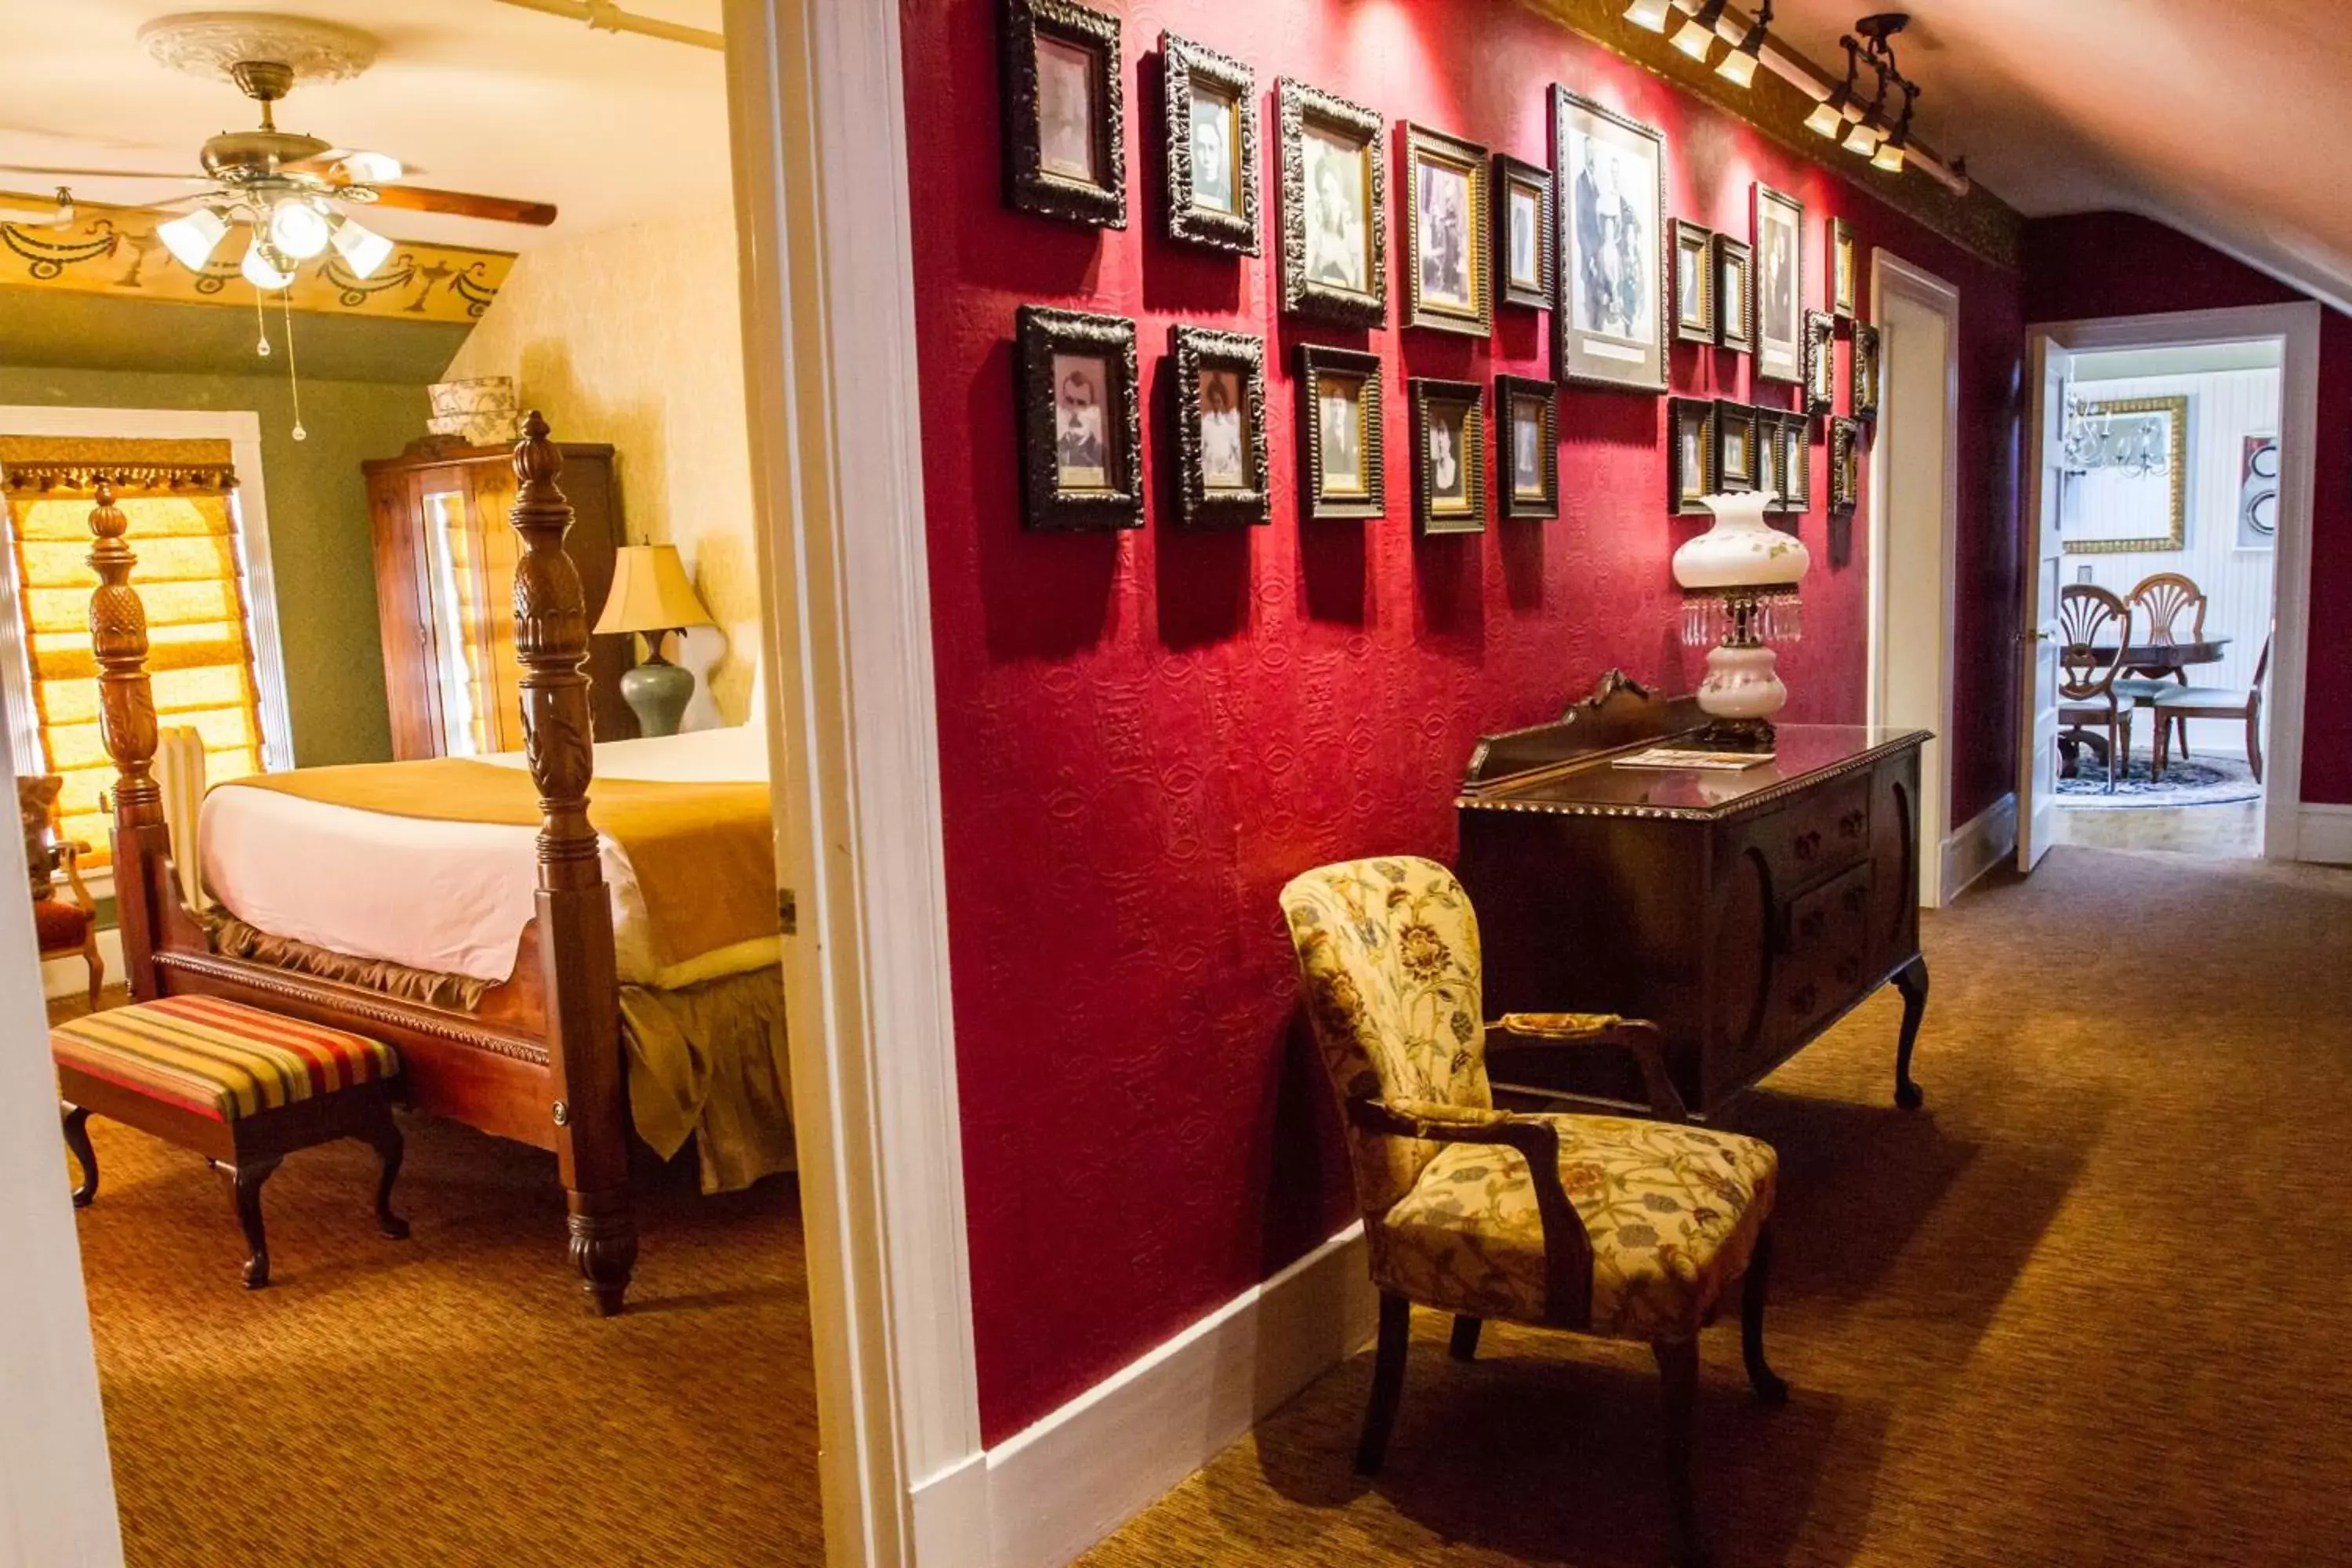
[1495,374,1559,520]
[1278,78,1388,326]
[1851,320,1882,420]
[1714,397,1760,493]
[1753,181,1805,384]
[1403,123,1492,336]
[1552,85,1669,394]
[1672,219,1715,346]
[1298,343,1385,521]
[1160,33,1257,253]
[1015,304,1143,531]
[1492,154,1555,311]
[1668,396,1717,515]
[1410,378,1486,535]
[1802,308,1838,416]
[1713,234,1754,353]
[1000,0,1127,229]
[1781,411,1813,514]
[1169,325,1269,526]
[1754,406,1787,512]
[1829,415,1861,517]
[1829,215,1857,321]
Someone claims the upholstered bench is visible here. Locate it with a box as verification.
[53,995,410,1289]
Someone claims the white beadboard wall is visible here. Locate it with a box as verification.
[2063,366,2279,757]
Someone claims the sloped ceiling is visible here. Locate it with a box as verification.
[1762,0,2352,311]
[0,0,729,254]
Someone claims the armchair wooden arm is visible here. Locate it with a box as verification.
[52,838,96,915]
[1488,1013,1690,1123]
[1348,1098,1595,1331]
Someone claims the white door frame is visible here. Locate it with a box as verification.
[2027,303,2321,862]
[1864,252,1962,905]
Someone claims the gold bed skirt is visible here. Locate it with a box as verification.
[210,916,793,1193]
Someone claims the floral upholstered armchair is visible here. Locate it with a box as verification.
[1283,855,1785,1567]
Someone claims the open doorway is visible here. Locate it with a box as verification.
[2020,303,2322,869]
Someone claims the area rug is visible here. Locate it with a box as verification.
[2053,751,2260,808]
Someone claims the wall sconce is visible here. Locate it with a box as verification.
[1671,0,1730,61]
[1623,0,1675,31]
[1715,0,1772,87]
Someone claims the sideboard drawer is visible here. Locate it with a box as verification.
[1752,776,1871,892]
[1773,860,1875,1039]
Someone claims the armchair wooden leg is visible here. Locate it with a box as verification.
[1741,1223,1789,1404]
[60,1103,96,1207]
[1652,1337,1710,1568]
[1356,1292,1411,1475]
[1449,1316,1483,1363]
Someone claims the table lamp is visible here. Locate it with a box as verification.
[1671,492,1810,750]
[594,544,716,737]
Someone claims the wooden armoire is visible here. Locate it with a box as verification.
[363,438,637,759]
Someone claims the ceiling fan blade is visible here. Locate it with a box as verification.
[292,149,412,184]
[0,163,205,181]
[358,183,557,227]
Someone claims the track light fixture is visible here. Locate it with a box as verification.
[1671,0,1730,61]
[1715,0,1772,88]
[1623,0,1675,31]
[1871,81,1915,172]
[1806,38,1863,139]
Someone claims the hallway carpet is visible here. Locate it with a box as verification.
[1079,846,2352,1567]
[53,988,820,1568]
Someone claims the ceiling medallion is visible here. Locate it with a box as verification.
[137,12,381,86]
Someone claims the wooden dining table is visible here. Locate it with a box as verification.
[2058,637,2233,779]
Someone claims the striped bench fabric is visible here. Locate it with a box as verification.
[52,996,400,1123]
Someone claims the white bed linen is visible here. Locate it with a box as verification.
[198,725,770,985]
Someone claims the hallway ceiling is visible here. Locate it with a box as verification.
[1760,0,2352,310]
[0,0,731,252]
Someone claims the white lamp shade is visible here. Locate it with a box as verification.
[1623,0,1673,30]
[157,208,228,271]
[267,198,332,260]
[594,544,716,636]
[1803,100,1845,137]
[1671,15,1715,58]
[1672,492,1810,590]
[1842,121,1882,155]
[239,238,294,290]
[332,216,394,279]
[1716,47,1760,88]
[1871,140,1908,173]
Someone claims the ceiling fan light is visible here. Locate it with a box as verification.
[1623,0,1674,32]
[156,206,229,271]
[267,198,333,260]
[241,237,295,291]
[331,215,394,280]
[1716,43,1761,88]
[335,151,404,186]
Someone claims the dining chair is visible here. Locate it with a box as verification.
[1283,855,1784,1568]
[2056,585,2135,792]
[2152,627,2270,783]
[2119,572,2208,757]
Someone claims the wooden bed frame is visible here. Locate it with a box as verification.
[89,413,641,1314]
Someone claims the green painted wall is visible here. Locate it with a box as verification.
[0,365,425,765]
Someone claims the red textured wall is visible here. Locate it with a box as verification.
[2024,211,2352,805]
[901,0,2026,1441]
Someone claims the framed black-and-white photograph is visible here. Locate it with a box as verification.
[1170,325,1269,525]
[1780,412,1813,514]
[1016,305,1142,529]
[1753,182,1804,383]
[1298,343,1385,520]
[1279,78,1386,325]
[1829,216,1857,321]
[1410,378,1486,535]
[1552,85,1668,394]
[1000,0,1126,228]
[1830,416,1861,517]
[1754,407,1785,510]
[1496,374,1558,519]
[1851,320,1881,420]
[1404,124,1490,336]
[1802,309,1837,415]
[1715,397,1759,493]
[1160,33,1257,253]
[1673,219,1715,345]
[1714,234,1754,353]
[1493,154,1555,311]
[1668,396,1716,515]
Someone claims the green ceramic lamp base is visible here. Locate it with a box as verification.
[619,630,695,738]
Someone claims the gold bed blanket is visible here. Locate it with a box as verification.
[217,757,778,972]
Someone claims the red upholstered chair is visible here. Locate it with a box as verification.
[20,775,103,1008]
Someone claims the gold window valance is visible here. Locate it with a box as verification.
[0,436,239,499]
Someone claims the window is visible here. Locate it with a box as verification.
[0,420,291,867]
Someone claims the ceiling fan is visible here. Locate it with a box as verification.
[0,15,558,290]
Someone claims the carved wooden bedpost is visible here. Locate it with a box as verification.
[89,480,170,1001]
[509,412,636,1316]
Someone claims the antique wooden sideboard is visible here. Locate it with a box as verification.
[1457,675,1931,1119]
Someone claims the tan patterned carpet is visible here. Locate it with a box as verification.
[1080,845,2352,1567]
[52,987,818,1568]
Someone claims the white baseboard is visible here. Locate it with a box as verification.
[970,1220,1376,1568]
[41,924,121,1003]
[1940,792,2017,905]
[2299,804,2352,865]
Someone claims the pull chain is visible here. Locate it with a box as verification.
[252,285,272,358]
[279,287,307,442]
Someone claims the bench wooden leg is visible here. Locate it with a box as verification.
[361,1106,410,1241]
[60,1103,96,1207]
[220,1158,282,1290]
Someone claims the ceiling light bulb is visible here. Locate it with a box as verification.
[1716,45,1760,88]
[1842,119,1882,155]
[268,198,333,260]
[241,237,295,291]
[1623,0,1674,31]
[1871,138,1908,173]
[331,215,394,280]
[156,207,229,271]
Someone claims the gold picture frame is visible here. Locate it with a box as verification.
[1403,123,1491,336]
[2062,395,2190,554]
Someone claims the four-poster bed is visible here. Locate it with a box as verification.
[89,412,746,1314]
